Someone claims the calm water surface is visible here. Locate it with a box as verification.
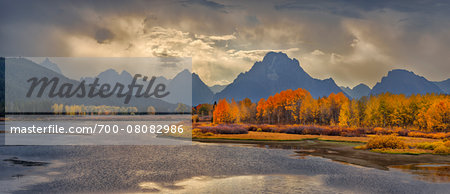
[0,142,449,194]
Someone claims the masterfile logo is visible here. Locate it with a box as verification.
[26,74,170,104]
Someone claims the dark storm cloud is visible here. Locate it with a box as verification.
[180,0,227,11]
[274,0,363,18]
[95,28,115,44]
[275,0,450,17]
[0,0,449,86]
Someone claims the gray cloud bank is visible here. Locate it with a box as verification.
[1,0,449,87]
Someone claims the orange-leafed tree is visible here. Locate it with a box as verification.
[213,99,232,124]
[425,99,449,131]
[230,99,240,123]
[239,98,255,123]
[210,88,448,132]
[338,100,350,127]
[328,92,348,125]
[256,98,266,122]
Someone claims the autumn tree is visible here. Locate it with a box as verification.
[339,100,351,127]
[230,99,240,123]
[256,98,266,122]
[211,88,448,132]
[197,104,213,116]
[147,106,156,114]
[425,99,449,131]
[174,103,189,113]
[213,99,232,124]
[239,98,255,123]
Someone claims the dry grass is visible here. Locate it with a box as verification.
[317,136,368,142]
[398,136,440,144]
[365,135,408,149]
[194,131,318,141]
[361,135,450,155]
[193,130,450,155]
[194,131,370,142]
[194,130,441,144]
[408,131,450,139]
[193,122,449,155]
[193,131,450,155]
[371,148,433,154]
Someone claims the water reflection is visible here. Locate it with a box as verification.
[232,141,450,183]
[0,175,50,193]
[389,163,450,183]
[138,174,346,194]
[0,155,65,193]
[1,143,449,193]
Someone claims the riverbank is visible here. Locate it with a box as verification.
[193,137,450,171]
[193,131,448,155]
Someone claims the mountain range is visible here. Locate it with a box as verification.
[81,68,206,106]
[5,58,179,113]
[340,84,371,99]
[213,52,345,102]
[31,57,214,106]
[192,73,214,106]
[209,84,227,94]
[371,69,447,96]
[201,52,449,103]
[23,54,450,107]
[40,58,62,74]
[434,79,450,94]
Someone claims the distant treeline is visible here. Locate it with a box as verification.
[5,100,190,115]
[52,103,190,115]
[198,89,449,132]
[51,104,139,115]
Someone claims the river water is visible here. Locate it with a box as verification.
[0,142,449,194]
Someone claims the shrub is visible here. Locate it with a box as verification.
[415,142,440,150]
[407,131,450,139]
[393,127,409,136]
[192,115,199,123]
[275,125,321,135]
[340,127,368,137]
[197,124,248,134]
[203,132,214,136]
[248,126,258,131]
[259,125,273,133]
[374,127,391,135]
[366,135,408,149]
[432,133,450,139]
[270,125,370,137]
[433,145,450,154]
[444,140,450,147]
[192,128,202,136]
[413,140,450,154]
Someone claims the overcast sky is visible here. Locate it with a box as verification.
[27,57,191,80]
[1,0,449,88]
